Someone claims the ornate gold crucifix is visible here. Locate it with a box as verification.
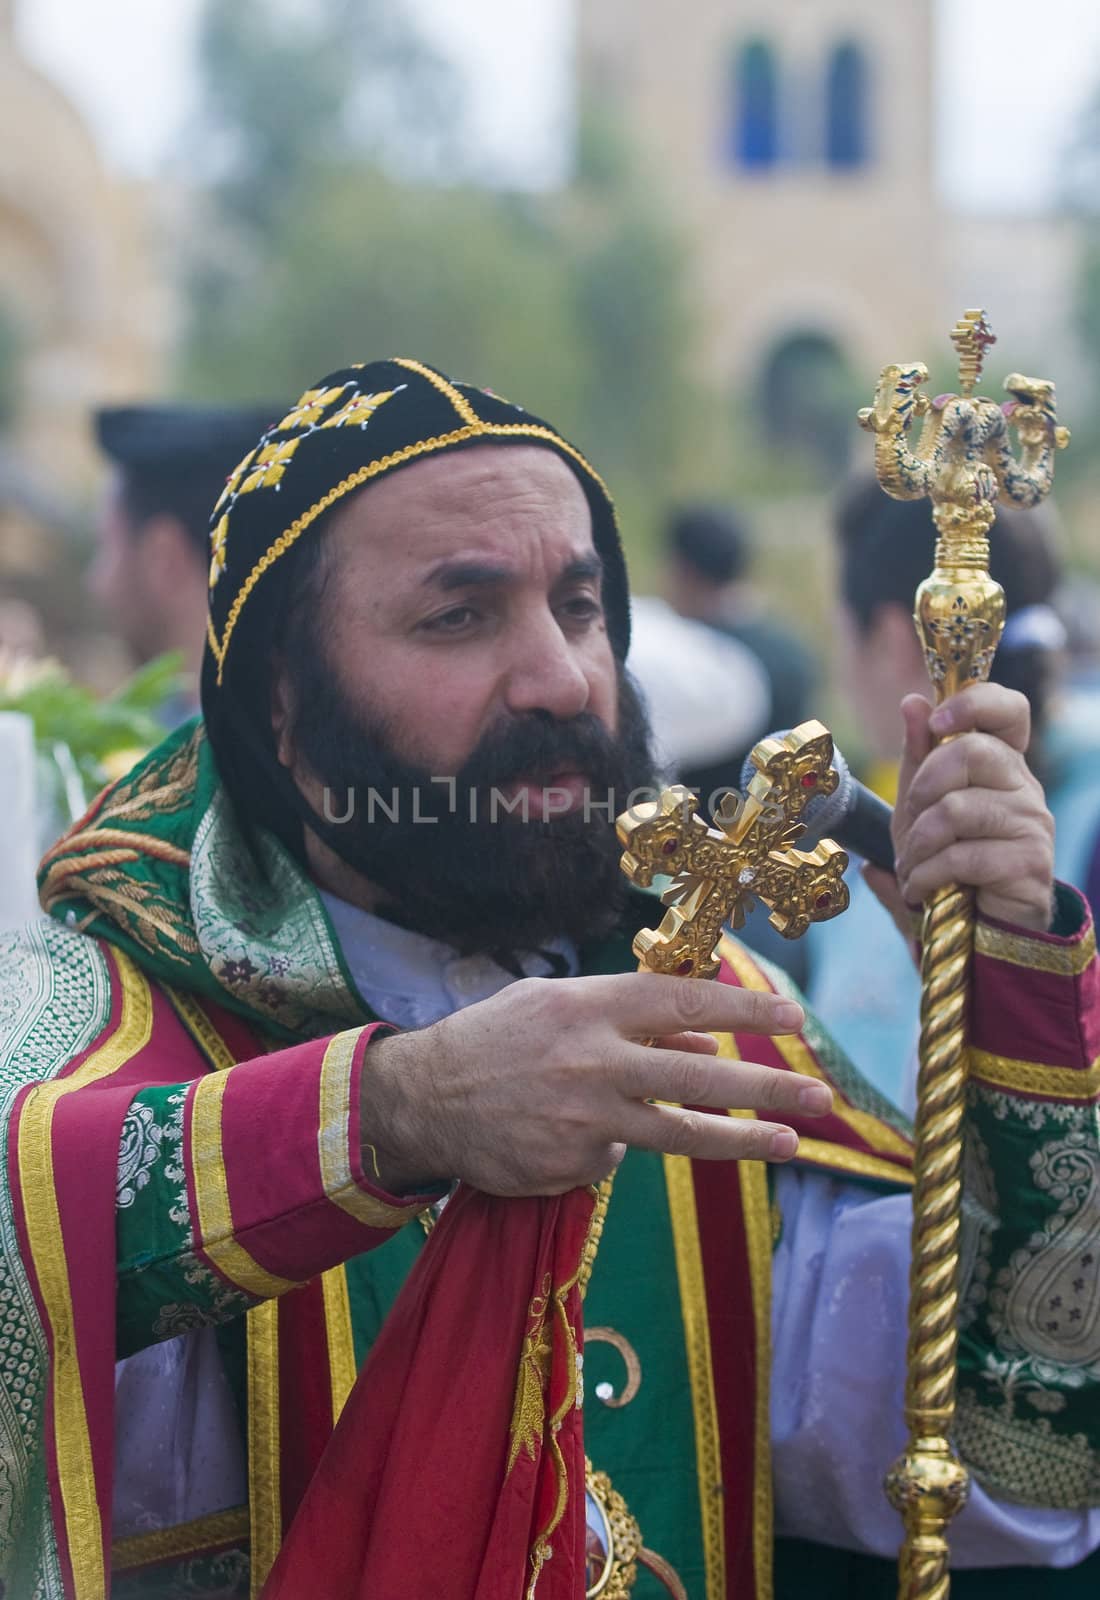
[616,720,850,974]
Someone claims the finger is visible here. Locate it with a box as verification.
[895,694,934,830]
[900,838,1052,907]
[618,1045,833,1118]
[927,683,1031,752]
[575,971,804,1040]
[898,785,1051,872]
[900,734,1034,821]
[618,1102,801,1163]
[650,1031,720,1055]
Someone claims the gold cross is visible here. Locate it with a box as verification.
[616,722,849,979]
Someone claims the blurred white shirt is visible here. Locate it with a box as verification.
[625,596,770,776]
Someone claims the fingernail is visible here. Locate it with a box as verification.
[775,1001,804,1032]
[798,1082,832,1114]
[930,706,954,734]
[769,1129,798,1161]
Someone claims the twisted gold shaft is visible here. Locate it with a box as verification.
[885,879,973,1600]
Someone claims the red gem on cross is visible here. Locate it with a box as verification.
[676,958,695,976]
[815,892,833,909]
[801,773,819,788]
[662,838,679,856]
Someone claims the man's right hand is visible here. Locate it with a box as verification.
[363,972,832,1197]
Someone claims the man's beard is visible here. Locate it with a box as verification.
[288,662,657,959]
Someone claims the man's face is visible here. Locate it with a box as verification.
[272,444,652,954]
[278,444,619,795]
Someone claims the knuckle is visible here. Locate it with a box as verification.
[672,980,709,1027]
[674,1053,711,1107]
[666,1108,705,1157]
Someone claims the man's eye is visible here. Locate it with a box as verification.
[423,606,478,633]
[560,597,602,623]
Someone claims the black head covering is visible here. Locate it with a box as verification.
[95,404,282,554]
[198,357,632,855]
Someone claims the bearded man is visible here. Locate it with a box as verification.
[4,360,1100,1599]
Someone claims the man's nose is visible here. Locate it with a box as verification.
[502,615,591,722]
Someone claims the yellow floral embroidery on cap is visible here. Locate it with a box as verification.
[319,389,399,430]
[275,384,351,434]
[239,437,302,495]
[209,513,229,589]
[213,447,258,516]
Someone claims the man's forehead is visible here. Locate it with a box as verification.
[331,442,596,564]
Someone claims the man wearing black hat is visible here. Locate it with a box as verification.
[0,360,1096,1598]
[92,405,278,718]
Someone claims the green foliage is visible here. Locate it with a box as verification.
[0,655,183,817]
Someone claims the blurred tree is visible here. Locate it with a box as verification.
[178,2,713,561]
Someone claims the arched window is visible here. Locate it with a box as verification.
[732,40,779,170]
[825,42,870,169]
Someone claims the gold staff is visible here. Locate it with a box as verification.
[858,310,1070,1600]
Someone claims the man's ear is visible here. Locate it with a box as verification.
[270,657,296,770]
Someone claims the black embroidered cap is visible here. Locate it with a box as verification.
[202,356,630,696]
[199,357,632,855]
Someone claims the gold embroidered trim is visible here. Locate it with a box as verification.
[321,1265,357,1427]
[663,1152,725,1600]
[247,1300,281,1599]
[19,951,154,1599]
[211,422,611,683]
[969,1048,1100,1102]
[165,988,236,1073]
[392,357,480,426]
[112,1506,249,1572]
[524,1197,593,1599]
[717,939,913,1161]
[317,1030,430,1229]
[975,919,1095,976]
[793,1137,915,1186]
[579,1175,614,1298]
[721,1030,774,1600]
[191,1072,297,1298]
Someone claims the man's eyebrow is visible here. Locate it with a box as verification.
[422,554,604,592]
[555,555,604,587]
[423,561,512,592]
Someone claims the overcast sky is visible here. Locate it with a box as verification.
[14,0,1100,209]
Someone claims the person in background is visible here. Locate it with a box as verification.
[805,474,1097,1111]
[91,405,279,721]
[661,502,818,801]
[661,504,820,983]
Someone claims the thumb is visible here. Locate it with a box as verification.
[896,693,934,825]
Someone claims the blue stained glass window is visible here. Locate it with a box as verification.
[733,40,779,170]
[825,42,870,168]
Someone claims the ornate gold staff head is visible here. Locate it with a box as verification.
[616,721,849,980]
[859,308,1069,701]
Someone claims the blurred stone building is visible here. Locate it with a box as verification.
[0,0,164,669]
[579,0,1085,468]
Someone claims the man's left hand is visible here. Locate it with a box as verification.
[888,683,1055,932]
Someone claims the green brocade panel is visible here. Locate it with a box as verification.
[342,1147,706,1598]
